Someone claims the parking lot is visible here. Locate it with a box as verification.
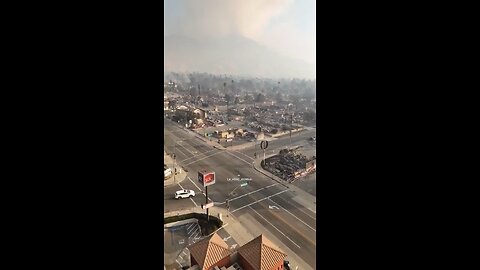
[164,221,202,269]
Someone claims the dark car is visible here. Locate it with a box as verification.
[284,260,291,270]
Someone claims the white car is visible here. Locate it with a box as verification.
[175,189,195,199]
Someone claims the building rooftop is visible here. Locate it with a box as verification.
[237,234,287,270]
[188,233,232,270]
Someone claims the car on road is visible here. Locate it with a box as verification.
[284,260,291,270]
[175,189,195,199]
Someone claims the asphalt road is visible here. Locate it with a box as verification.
[164,120,317,269]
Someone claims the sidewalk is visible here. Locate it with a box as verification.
[253,154,316,211]
[164,151,188,187]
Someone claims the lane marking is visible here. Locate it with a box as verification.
[186,176,213,202]
[182,151,224,166]
[176,141,198,156]
[309,208,316,213]
[224,151,253,166]
[231,190,289,213]
[223,236,232,241]
[189,231,198,239]
[164,131,205,158]
[186,224,194,233]
[182,251,188,256]
[233,150,254,160]
[249,206,301,249]
[273,195,317,220]
[187,176,203,192]
[229,183,279,202]
[168,140,190,157]
[187,225,196,235]
[191,231,200,240]
[180,149,217,163]
[178,183,198,207]
[268,198,316,232]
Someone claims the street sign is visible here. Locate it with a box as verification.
[240,183,248,187]
[260,140,269,150]
[202,202,214,209]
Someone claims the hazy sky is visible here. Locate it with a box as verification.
[164,0,316,66]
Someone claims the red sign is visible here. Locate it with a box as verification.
[204,173,214,184]
[198,170,215,187]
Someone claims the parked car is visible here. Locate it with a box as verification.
[175,189,195,199]
[284,260,291,270]
[164,168,172,179]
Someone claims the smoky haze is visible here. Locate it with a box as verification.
[166,0,293,39]
[164,0,315,79]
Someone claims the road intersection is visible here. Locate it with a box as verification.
[164,120,317,269]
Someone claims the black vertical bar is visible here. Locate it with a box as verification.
[206,186,209,222]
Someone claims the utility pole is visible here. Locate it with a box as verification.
[205,185,209,222]
[263,147,266,166]
[173,143,176,184]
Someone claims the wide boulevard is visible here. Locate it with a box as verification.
[164,119,317,269]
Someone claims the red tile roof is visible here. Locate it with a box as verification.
[238,234,287,270]
[188,233,232,270]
